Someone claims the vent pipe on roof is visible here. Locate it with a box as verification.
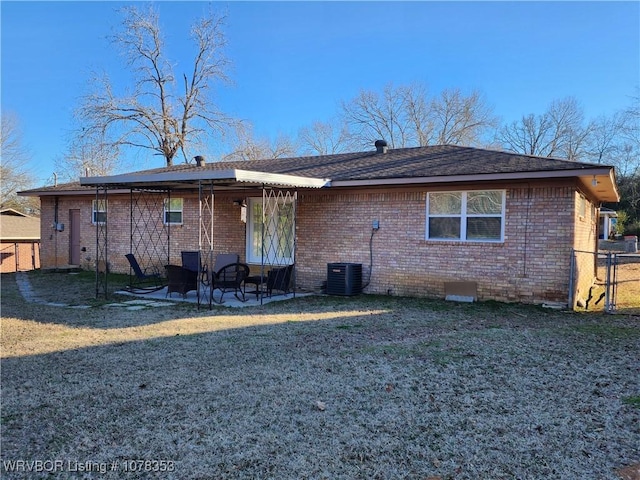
[375,140,388,154]
[194,155,206,167]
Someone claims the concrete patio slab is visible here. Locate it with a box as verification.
[116,286,310,308]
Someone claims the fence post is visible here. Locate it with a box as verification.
[610,253,618,313]
[604,252,616,314]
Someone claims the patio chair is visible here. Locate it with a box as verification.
[124,253,165,293]
[266,264,294,297]
[194,253,240,308]
[211,253,240,275]
[181,250,207,286]
[165,264,198,299]
[181,251,201,273]
[207,262,250,305]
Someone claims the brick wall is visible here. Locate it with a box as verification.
[39,193,247,274]
[571,189,599,307]
[296,183,579,304]
[38,180,587,304]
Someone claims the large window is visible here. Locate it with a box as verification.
[163,198,183,225]
[426,190,505,242]
[92,199,107,224]
[246,196,295,264]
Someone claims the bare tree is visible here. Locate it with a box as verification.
[432,88,498,146]
[76,5,234,167]
[341,83,412,149]
[618,89,640,176]
[298,118,356,155]
[0,112,38,213]
[222,123,297,162]
[585,113,624,165]
[546,97,591,161]
[56,128,122,181]
[612,91,640,230]
[497,97,590,160]
[496,113,554,156]
[401,83,436,146]
[341,82,495,149]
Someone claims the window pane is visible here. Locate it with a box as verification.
[166,211,182,223]
[248,198,295,263]
[163,198,183,224]
[467,191,502,214]
[429,192,461,215]
[92,200,106,223]
[467,217,501,240]
[429,217,461,239]
[252,203,263,258]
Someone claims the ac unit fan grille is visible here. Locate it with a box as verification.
[327,263,362,296]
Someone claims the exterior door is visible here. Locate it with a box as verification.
[69,209,81,265]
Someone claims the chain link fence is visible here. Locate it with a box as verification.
[611,254,640,314]
[571,249,640,314]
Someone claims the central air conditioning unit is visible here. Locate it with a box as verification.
[327,263,363,296]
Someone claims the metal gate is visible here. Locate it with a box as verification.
[571,249,640,314]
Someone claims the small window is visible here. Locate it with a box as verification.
[163,198,183,225]
[578,194,587,219]
[92,199,107,224]
[427,190,505,242]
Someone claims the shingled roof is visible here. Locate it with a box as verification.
[19,144,619,201]
[0,209,40,240]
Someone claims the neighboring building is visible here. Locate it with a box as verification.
[0,208,41,273]
[599,207,618,240]
[19,143,619,307]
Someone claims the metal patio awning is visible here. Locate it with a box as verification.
[80,169,331,190]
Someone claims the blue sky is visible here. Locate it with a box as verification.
[2,1,639,185]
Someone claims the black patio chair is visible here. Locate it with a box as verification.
[181,250,207,286]
[194,253,241,308]
[165,264,198,299]
[207,262,250,305]
[211,253,240,276]
[266,264,294,297]
[181,251,201,273]
[124,253,165,293]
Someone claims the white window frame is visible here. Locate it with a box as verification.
[163,198,183,225]
[426,190,505,242]
[246,197,295,265]
[92,199,107,225]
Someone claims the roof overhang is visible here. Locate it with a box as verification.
[80,169,331,190]
[1,235,40,241]
[331,167,620,202]
[18,188,132,197]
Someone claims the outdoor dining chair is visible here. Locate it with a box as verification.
[266,264,294,297]
[205,262,250,306]
[165,264,198,299]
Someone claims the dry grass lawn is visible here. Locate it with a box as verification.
[1,271,639,479]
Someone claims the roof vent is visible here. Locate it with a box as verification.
[375,140,388,154]
[194,155,206,167]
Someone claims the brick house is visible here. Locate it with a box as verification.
[19,143,619,307]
